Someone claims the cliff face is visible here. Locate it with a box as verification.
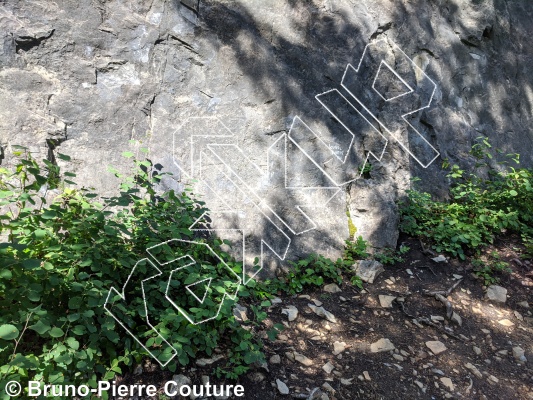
[1,0,532,274]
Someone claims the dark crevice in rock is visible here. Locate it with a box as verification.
[0,145,4,166]
[142,94,156,117]
[168,34,200,55]
[483,25,494,40]
[460,36,481,48]
[180,0,200,16]
[46,138,65,166]
[420,48,437,59]
[14,29,54,53]
[370,22,392,41]
[263,129,286,136]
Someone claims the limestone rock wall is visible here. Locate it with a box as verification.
[1,0,532,276]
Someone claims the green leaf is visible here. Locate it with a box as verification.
[122,151,135,158]
[509,190,518,197]
[57,153,71,161]
[49,327,64,338]
[0,269,12,279]
[34,229,47,239]
[68,297,83,309]
[22,259,41,269]
[0,324,19,340]
[41,210,57,219]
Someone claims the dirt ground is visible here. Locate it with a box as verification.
[115,235,533,400]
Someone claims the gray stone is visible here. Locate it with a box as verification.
[517,301,529,308]
[233,304,248,322]
[294,352,313,367]
[512,346,527,362]
[370,338,395,353]
[379,295,396,308]
[195,354,224,367]
[352,260,385,284]
[323,283,341,293]
[432,255,447,263]
[451,311,462,326]
[465,363,483,379]
[276,379,289,395]
[270,354,281,364]
[486,285,507,303]
[281,305,298,322]
[333,341,347,355]
[426,341,447,355]
[322,361,334,374]
[308,304,337,323]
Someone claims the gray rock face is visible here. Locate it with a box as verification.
[2,0,533,274]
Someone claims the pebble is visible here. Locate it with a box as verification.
[340,378,353,386]
[294,352,313,366]
[308,304,337,323]
[517,301,530,308]
[379,295,397,308]
[432,255,447,262]
[333,341,347,355]
[323,283,341,293]
[196,355,224,366]
[393,354,404,362]
[486,285,507,303]
[282,305,299,322]
[498,319,515,327]
[473,346,482,355]
[488,375,499,384]
[270,355,281,364]
[322,382,335,394]
[451,312,463,326]
[426,341,447,355]
[465,362,483,378]
[440,377,454,391]
[370,338,396,353]
[249,372,265,383]
[271,297,283,304]
[233,304,248,322]
[352,260,384,283]
[322,361,334,374]
[512,346,527,362]
[276,379,289,395]
[363,371,371,381]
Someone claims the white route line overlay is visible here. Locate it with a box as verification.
[104,239,242,367]
[341,38,440,168]
[105,38,443,366]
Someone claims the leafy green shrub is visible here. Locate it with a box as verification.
[0,147,263,398]
[472,251,511,285]
[374,244,410,265]
[400,137,533,259]
[252,237,367,296]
